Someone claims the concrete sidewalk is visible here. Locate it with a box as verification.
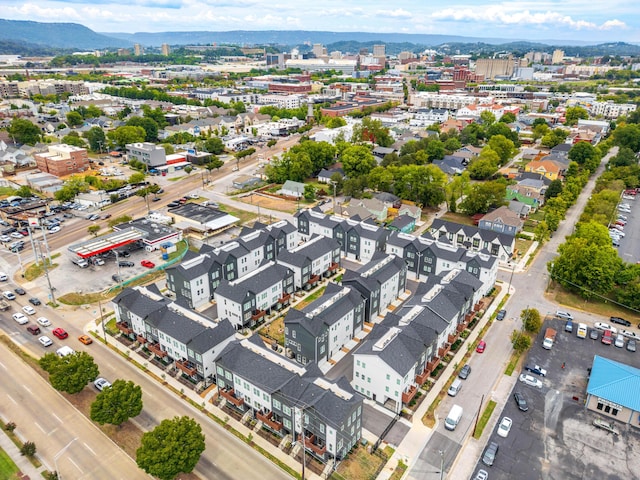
[0,422,49,479]
[375,280,513,480]
[82,313,323,480]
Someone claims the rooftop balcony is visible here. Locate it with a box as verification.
[256,410,283,431]
[147,342,168,358]
[116,322,133,335]
[176,359,198,377]
[219,387,244,408]
[402,384,418,404]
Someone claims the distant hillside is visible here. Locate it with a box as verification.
[0,19,130,49]
[0,39,68,56]
[104,30,525,48]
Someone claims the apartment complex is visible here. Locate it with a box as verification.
[34,144,89,176]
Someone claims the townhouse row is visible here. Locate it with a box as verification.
[112,285,363,461]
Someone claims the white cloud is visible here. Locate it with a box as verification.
[431,6,625,30]
[600,19,627,30]
[7,3,82,21]
[375,9,412,19]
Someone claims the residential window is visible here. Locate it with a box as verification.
[385,386,389,392]
[386,374,390,380]
[283,418,292,430]
[217,366,224,375]
[283,405,291,416]
[273,399,281,410]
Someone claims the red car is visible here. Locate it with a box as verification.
[476,340,487,353]
[140,260,155,268]
[52,327,68,339]
[602,330,612,345]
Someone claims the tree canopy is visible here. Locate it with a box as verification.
[39,351,99,394]
[90,380,143,426]
[136,416,205,480]
[341,145,377,178]
[8,118,41,145]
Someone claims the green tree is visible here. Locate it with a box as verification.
[325,117,347,129]
[126,116,159,142]
[534,220,551,243]
[20,441,36,457]
[39,352,99,395]
[88,225,100,236]
[204,137,225,155]
[549,221,623,299]
[107,126,146,149]
[568,141,600,172]
[499,112,516,123]
[90,380,143,426]
[16,185,32,197]
[267,139,277,148]
[564,106,589,126]
[341,145,376,178]
[487,135,516,164]
[612,124,640,152]
[544,179,563,200]
[136,416,205,480]
[303,184,316,201]
[66,111,84,128]
[521,308,542,334]
[265,150,313,183]
[480,111,496,126]
[467,148,500,180]
[541,129,569,148]
[368,166,394,192]
[62,133,86,147]
[351,118,393,147]
[460,180,507,215]
[128,172,146,184]
[510,330,532,353]
[8,118,41,145]
[84,127,106,152]
[610,146,637,167]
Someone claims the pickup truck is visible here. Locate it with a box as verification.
[542,328,557,350]
[0,299,10,311]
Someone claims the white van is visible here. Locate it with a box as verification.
[447,378,463,397]
[577,323,588,339]
[56,346,75,357]
[444,405,463,431]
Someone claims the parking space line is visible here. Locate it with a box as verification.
[83,442,96,456]
[0,361,5,370]
[51,413,62,424]
[34,422,46,434]
[68,457,82,472]
[6,394,16,404]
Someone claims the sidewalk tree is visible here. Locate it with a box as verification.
[90,380,143,426]
[20,441,37,457]
[39,352,99,394]
[510,330,531,353]
[521,308,542,334]
[136,416,205,480]
[88,225,100,236]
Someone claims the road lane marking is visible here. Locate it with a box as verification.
[22,385,32,394]
[68,457,82,472]
[83,442,96,456]
[34,422,46,434]
[52,413,62,424]
[0,361,6,369]
[6,394,17,404]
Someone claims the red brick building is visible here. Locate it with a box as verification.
[34,144,89,177]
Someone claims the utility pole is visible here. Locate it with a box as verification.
[36,240,56,305]
[99,298,107,344]
[472,393,485,437]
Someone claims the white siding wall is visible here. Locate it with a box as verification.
[353,355,411,413]
[379,273,399,311]
[328,311,354,358]
[215,294,243,328]
[189,274,210,309]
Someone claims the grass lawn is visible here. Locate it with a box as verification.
[504,351,521,376]
[388,459,407,480]
[473,400,497,439]
[24,253,60,281]
[515,238,533,257]
[217,203,257,225]
[335,446,386,480]
[551,285,640,323]
[0,448,19,479]
[295,286,327,310]
[442,212,475,226]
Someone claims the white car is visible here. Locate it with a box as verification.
[0,272,7,281]
[10,232,23,239]
[38,335,53,347]
[555,310,573,320]
[0,235,11,242]
[94,377,112,392]
[3,291,16,300]
[36,317,51,327]
[48,226,61,234]
[12,313,28,324]
[594,322,617,334]
[187,193,200,199]
[22,305,36,315]
[519,373,543,389]
[620,329,639,340]
[497,416,513,438]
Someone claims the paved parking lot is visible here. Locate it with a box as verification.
[471,318,640,480]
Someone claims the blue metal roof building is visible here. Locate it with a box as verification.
[586,355,640,425]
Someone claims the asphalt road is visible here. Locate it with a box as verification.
[0,341,147,479]
[407,148,620,480]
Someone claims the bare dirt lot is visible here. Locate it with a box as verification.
[238,192,299,214]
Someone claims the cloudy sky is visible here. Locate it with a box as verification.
[4,0,638,43]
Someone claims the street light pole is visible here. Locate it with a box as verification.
[439,449,445,480]
[54,437,77,479]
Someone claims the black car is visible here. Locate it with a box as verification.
[116,250,130,258]
[496,309,506,321]
[111,274,123,283]
[118,261,134,267]
[458,364,472,379]
[28,297,41,306]
[167,201,180,208]
[14,288,26,295]
[610,316,631,327]
[482,442,499,467]
[514,392,529,412]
